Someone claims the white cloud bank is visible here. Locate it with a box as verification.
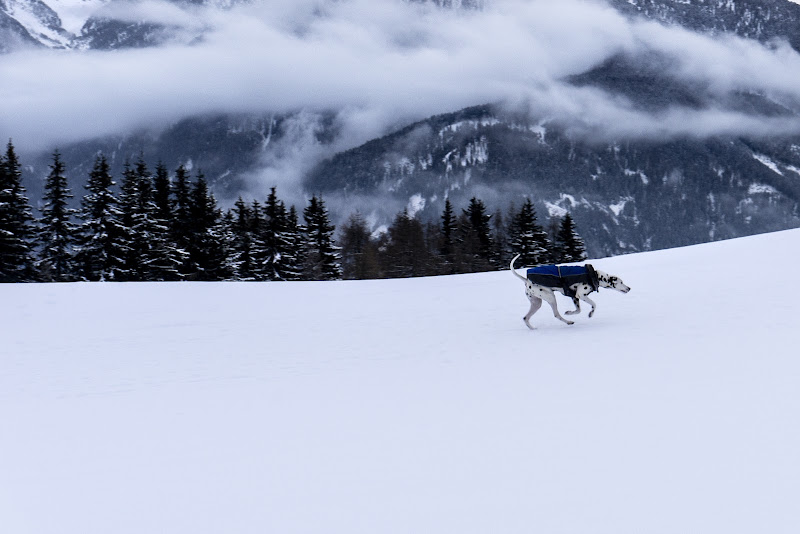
[2,0,800,152]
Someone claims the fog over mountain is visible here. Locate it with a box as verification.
[2,0,800,255]
[3,0,800,148]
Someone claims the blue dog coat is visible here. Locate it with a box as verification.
[526,264,600,297]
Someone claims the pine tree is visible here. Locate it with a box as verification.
[171,164,193,276]
[219,209,239,280]
[116,161,140,280]
[117,157,183,281]
[146,161,185,281]
[554,212,587,263]
[75,155,125,281]
[438,198,457,274]
[492,208,508,267]
[507,198,552,266]
[282,205,304,281]
[248,200,269,280]
[37,151,77,281]
[383,210,431,278]
[228,197,257,280]
[302,195,341,280]
[153,162,172,223]
[186,173,228,280]
[458,197,495,272]
[0,140,36,282]
[262,187,298,281]
[339,212,379,279]
[440,198,456,256]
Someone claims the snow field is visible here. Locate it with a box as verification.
[2,229,800,534]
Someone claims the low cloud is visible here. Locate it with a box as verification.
[2,0,800,154]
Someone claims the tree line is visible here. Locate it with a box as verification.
[1,141,586,283]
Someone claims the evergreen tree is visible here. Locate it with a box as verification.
[146,161,185,280]
[228,197,257,280]
[187,173,228,280]
[492,208,508,268]
[339,212,379,279]
[248,200,269,280]
[116,161,140,280]
[383,210,431,278]
[171,164,193,276]
[458,197,495,272]
[37,151,77,281]
[302,195,341,280]
[153,162,173,223]
[440,198,456,256]
[262,187,299,281]
[283,205,304,281]
[219,209,239,279]
[75,155,125,281]
[117,157,182,281]
[554,212,587,263]
[507,198,552,266]
[0,140,36,282]
[439,198,457,274]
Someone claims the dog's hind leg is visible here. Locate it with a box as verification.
[541,292,574,325]
[523,297,543,330]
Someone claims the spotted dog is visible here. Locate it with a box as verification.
[510,254,630,329]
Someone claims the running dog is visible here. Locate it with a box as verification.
[510,254,630,329]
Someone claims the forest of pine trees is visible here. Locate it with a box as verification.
[0,141,586,283]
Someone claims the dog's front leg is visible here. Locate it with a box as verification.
[579,293,597,317]
[523,297,543,330]
[565,296,581,315]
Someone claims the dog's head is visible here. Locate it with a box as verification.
[595,270,631,293]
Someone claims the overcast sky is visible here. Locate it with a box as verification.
[2,0,800,153]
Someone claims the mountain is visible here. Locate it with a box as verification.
[0,0,71,50]
[20,110,340,204]
[607,0,800,52]
[4,0,800,53]
[4,228,800,534]
[72,0,234,50]
[4,0,800,257]
[0,0,232,51]
[306,104,800,257]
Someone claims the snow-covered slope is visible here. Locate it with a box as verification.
[2,229,800,534]
[46,0,105,34]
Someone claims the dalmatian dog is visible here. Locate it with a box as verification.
[510,254,630,329]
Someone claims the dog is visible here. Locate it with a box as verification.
[510,254,630,329]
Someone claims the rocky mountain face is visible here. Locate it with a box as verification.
[607,0,800,51]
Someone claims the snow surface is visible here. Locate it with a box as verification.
[46,0,106,35]
[3,229,800,534]
[753,153,784,175]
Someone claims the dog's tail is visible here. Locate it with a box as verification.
[510,254,528,283]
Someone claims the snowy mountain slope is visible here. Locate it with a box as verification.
[46,0,106,34]
[2,228,799,534]
[0,0,71,48]
[307,104,800,257]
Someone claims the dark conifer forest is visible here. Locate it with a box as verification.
[0,141,586,282]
